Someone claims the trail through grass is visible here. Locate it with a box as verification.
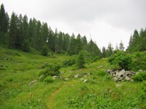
[47,80,76,109]
[0,46,145,109]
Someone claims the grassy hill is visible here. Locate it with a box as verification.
[0,46,145,109]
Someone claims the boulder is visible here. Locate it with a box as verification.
[107,69,136,81]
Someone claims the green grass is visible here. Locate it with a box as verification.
[0,46,145,109]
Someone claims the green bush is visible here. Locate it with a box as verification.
[90,56,100,63]
[63,59,75,67]
[109,51,132,70]
[95,70,107,77]
[139,81,146,108]
[131,52,146,71]
[39,64,61,81]
[132,71,146,81]
[76,52,85,69]
[44,76,53,83]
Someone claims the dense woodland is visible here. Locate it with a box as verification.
[0,4,146,57]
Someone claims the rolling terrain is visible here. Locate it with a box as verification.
[0,46,145,109]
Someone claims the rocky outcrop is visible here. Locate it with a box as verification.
[107,69,136,81]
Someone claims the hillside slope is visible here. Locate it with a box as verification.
[0,46,145,109]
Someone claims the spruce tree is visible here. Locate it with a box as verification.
[0,4,9,44]
[9,13,18,48]
[119,41,124,51]
[76,51,85,68]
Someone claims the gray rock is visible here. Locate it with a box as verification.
[107,69,136,81]
[74,74,79,78]
[125,76,131,81]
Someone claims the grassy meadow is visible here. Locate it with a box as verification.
[0,46,146,109]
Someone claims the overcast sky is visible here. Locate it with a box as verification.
[1,0,146,49]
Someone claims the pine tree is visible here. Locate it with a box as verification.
[119,41,124,51]
[87,40,101,57]
[75,34,82,54]
[102,46,106,58]
[9,13,19,49]
[0,4,9,33]
[67,34,76,55]
[106,43,113,57]
[76,51,85,68]
[0,4,9,44]
[81,36,88,50]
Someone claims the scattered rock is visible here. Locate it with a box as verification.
[83,79,88,83]
[64,78,70,81]
[29,80,37,86]
[107,69,136,82]
[115,84,122,87]
[74,74,79,78]
[52,76,57,80]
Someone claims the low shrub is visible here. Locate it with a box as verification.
[131,57,146,71]
[132,71,146,81]
[90,56,100,63]
[44,76,53,83]
[95,70,108,77]
[39,64,61,81]
[139,81,146,108]
[62,59,75,67]
[109,51,132,70]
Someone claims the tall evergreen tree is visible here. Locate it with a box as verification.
[62,33,70,51]
[106,43,113,57]
[119,41,124,51]
[127,29,140,52]
[48,27,55,51]
[68,34,76,55]
[76,51,85,68]
[21,15,29,51]
[87,40,101,57]
[102,46,106,58]
[75,34,82,54]
[40,22,49,51]
[0,4,9,43]
[81,36,88,50]
[9,13,19,49]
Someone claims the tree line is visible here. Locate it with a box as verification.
[0,4,146,57]
[0,4,102,57]
[127,29,146,52]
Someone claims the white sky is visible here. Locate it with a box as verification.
[1,0,146,49]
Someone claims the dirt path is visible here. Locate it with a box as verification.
[46,81,74,109]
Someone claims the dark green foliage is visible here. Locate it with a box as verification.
[67,34,76,55]
[0,4,102,56]
[131,52,146,71]
[44,76,53,83]
[39,64,61,77]
[68,86,140,109]
[132,72,146,82]
[95,70,108,77]
[90,56,100,63]
[22,39,30,52]
[41,45,48,56]
[63,59,75,67]
[109,51,132,70]
[8,12,19,49]
[101,43,114,58]
[76,52,85,69]
[0,4,9,44]
[87,40,101,57]
[127,29,146,52]
[139,81,146,108]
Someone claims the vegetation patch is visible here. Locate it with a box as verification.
[132,71,146,81]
